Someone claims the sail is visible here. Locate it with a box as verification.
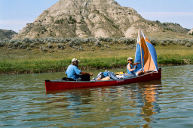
[134,30,158,72]
[134,31,144,72]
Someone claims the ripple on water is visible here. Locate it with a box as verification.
[0,65,193,127]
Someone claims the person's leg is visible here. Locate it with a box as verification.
[108,72,118,80]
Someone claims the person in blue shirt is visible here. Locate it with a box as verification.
[127,57,138,77]
[65,58,92,81]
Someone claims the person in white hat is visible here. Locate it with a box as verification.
[127,57,139,76]
[65,58,93,81]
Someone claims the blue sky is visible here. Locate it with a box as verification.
[0,0,193,32]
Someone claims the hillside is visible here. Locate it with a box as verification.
[14,0,188,39]
[0,29,17,40]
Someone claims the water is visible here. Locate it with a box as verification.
[0,65,193,128]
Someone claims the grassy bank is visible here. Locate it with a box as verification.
[0,45,193,74]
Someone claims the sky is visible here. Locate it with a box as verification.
[0,0,193,32]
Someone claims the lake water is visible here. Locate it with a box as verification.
[0,65,193,128]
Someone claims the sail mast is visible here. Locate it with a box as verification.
[138,30,144,72]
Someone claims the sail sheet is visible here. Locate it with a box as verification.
[134,30,158,72]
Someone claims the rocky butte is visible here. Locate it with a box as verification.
[15,0,188,39]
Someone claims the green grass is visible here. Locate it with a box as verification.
[0,45,193,74]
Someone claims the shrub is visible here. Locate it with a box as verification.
[1,37,192,49]
[40,46,48,52]
[68,16,76,24]
[0,40,7,47]
[23,38,33,44]
[55,19,65,24]
[47,43,54,48]
[185,43,192,47]
[57,43,65,49]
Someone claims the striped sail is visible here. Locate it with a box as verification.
[134,30,158,72]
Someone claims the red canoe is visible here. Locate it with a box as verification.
[45,68,161,92]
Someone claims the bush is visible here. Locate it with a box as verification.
[185,43,192,47]
[1,37,193,49]
[47,43,54,49]
[57,43,65,49]
[0,40,7,47]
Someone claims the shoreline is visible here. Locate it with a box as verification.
[0,64,192,75]
[1,45,192,75]
[0,58,192,75]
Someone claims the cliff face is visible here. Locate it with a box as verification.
[15,0,187,39]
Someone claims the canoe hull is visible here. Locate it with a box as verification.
[45,68,161,92]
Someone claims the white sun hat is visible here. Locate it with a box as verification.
[71,58,80,63]
[127,57,133,61]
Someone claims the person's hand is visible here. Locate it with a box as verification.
[89,73,93,76]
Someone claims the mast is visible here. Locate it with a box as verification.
[138,30,144,72]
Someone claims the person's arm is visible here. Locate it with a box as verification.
[74,66,81,75]
[133,62,140,65]
[74,66,93,76]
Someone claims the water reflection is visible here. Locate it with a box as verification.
[44,80,162,127]
[137,80,162,128]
